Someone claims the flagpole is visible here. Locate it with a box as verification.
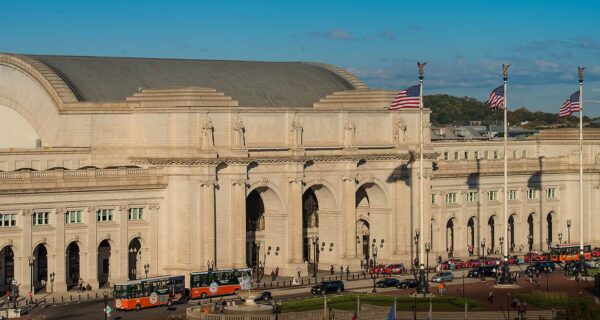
[578,67,585,275]
[417,62,427,295]
[501,64,511,284]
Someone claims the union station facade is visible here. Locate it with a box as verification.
[0,53,598,293]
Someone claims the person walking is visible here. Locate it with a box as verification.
[346,265,350,278]
[340,265,344,277]
[330,265,335,275]
[488,290,494,304]
[296,266,301,279]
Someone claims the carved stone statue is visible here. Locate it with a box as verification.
[290,117,303,147]
[502,64,511,78]
[309,212,319,228]
[201,119,214,150]
[394,117,407,145]
[344,119,356,147]
[423,121,431,143]
[257,214,265,231]
[417,61,427,78]
[233,119,245,148]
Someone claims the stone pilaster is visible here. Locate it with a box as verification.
[53,208,66,292]
[86,207,99,289]
[21,209,32,294]
[342,175,357,259]
[231,179,247,268]
[148,203,160,277]
[117,205,128,281]
[287,178,303,264]
[201,181,216,270]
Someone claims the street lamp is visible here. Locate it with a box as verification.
[28,255,35,303]
[254,240,262,283]
[566,219,571,244]
[558,232,563,245]
[103,291,109,320]
[414,229,421,271]
[499,237,504,256]
[424,242,431,285]
[311,236,320,278]
[528,234,534,269]
[370,238,384,293]
[144,264,150,279]
[481,238,487,264]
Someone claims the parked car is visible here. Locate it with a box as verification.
[431,271,454,282]
[449,258,466,269]
[592,249,600,258]
[376,278,400,288]
[368,264,386,274]
[311,280,345,295]
[396,279,419,289]
[253,291,272,302]
[465,259,483,268]
[525,262,556,275]
[382,264,406,275]
[467,266,495,278]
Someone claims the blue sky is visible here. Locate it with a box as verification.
[2,0,600,115]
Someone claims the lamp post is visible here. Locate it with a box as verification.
[528,234,534,269]
[566,219,571,244]
[546,238,551,251]
[28,255,35,302]
[481,238,486,264]
[49,272,55,293]
[499,237,504,256]
[103,291,109,320]
[144,264,150,279]
[425,242,431,285]
[371,243,378,293]
[414,229,420,271]
[254,240,262,283]
[311,236,320,278]
[558,232,563,245]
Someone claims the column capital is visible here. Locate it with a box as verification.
[232,179,249,187]
[357,174,375,184]
[54,208,65,215]
[288,177,303,184]
[22,209,32,216]
[118,205,128,211]
[88,206,97,212]
[200,180,218,187]
[342,175,357,183]
[149,203,160,210]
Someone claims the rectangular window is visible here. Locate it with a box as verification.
[467,192,478,203]
[431,194,436,204]
[128,208,144,221]
[464,151,469,160]
[97,209,114,222]
[493,151,499,159]
[454,152,459,160]
[488,191,498,202]
[0,213,17,227]
[484,151,489,159]
[546,187,557,199]
[508,189,517,200]
[32,212,49,226]
[527,189,537,199]
[65,210,82,224]
[443,152,449,161]
[445,193,457,204]
[474,151,479,159]
[512,150,518,159]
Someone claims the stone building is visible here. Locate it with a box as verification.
[0,53,597,293]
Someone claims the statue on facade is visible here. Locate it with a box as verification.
[257,214,265,231]
[309,211,319,228]
[290,117,303,147]
[423,121,431,143]
[394,117,407,146]
[201,118,215,150]
[344,119,356,146]
[233,119,245,148]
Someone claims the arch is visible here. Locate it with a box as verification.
[0,106,39,148]
[0,245,15,293]
[467,216,476,255]
[356,182,389,209]
[356,219,370,260]
[446,218,455,258]
[97,239,112,287]
[245,186,283,269]
[246,185,284,214]
[527,213,536,250]
[303,180,338,211]
[128,238,142,280]
[32,243,48,292]
[487,215,496,254]
[302,188,319,262]
[546,212,554,248]
[66,242,80,290]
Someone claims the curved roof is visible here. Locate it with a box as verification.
[21,54,364,108]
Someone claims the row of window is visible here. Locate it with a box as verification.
[0,208,145,228]
[442,149,528,161]
[437,187,557,204]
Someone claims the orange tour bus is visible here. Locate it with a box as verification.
[113,275,187,311]
[550,244,592,262]
[190,268,252,299]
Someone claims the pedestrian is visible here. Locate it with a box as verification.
[296,265,301,279]
[488,290,494,304]
[346,265,350,277]
[340,265,344,276]
[271,270,276,281]
[275,266,279,277]
[330,265,335,275]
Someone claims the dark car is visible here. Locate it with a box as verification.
[467,266,495,278]
[253,291,272,302]
[375,278,400,288]
[311,280,345,295]
[396,279,419,289]
[526,261,556,275]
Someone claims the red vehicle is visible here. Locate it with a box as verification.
[449,258,466,269]
[592,248,600,258]
[524,253,548,263]
[465,259,483,268]
[190,268,252,299]
[382,264,405,275]
[113,275,187,311]
[368,264,386,274]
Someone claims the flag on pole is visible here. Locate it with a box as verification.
[389,84,421,110]
[559,90,581,117]
[486,85,505,109]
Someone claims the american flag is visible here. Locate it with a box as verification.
[388,84,421,110]
[559,90,580,117]
[486,85,505,109]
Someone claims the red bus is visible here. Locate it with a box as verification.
[550,244,592,262]
[113,275,186,311]
[190,268,252,299]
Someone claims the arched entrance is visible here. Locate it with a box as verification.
[546,213,553,249]
[508,215,516,253]
[357,219,370,260]
[467,217,475,255]
[0,246,15,293]
[302,188,319,262]
[446,219,455,258]
[355,182,388,261]
[98,240,111,287]
[527,213,535,250]
[33,244,48,292]
[128,238,141,280]
[66,242,80,290]
[246,190,265,268]
[488,216,495,254]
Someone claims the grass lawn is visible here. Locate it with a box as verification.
[281,293,482,313]
[516,290,593,308]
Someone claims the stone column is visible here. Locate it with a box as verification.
[148,203,160,277]
[86,207,99,289]
[288,178,304,265]
[53,208,67,292]
[342,176,357,259]
[118,205,128,281]
[231,179,247,268]
[21,209,33,295]
[201,181,216,270]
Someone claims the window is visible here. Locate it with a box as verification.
[454,152,459,160]
[512,150,518,159]
[474,151,479,159]
[467,192,478,203]
[508,190,517,200]
[443,152,449,161]
[522,150,527,158]
[0,213,16,227]
[97,209,114,222]
[128,208,144,221]
[546,187,557,199]
[445,193,457,204]
[431,194,436,204]
[65,210,82,224]
[493,151,499,159]
[484,151,489,159]
[32,212,49,225]
[464,151,469,160]
[488,191,498,201]
[527,189,537,199]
